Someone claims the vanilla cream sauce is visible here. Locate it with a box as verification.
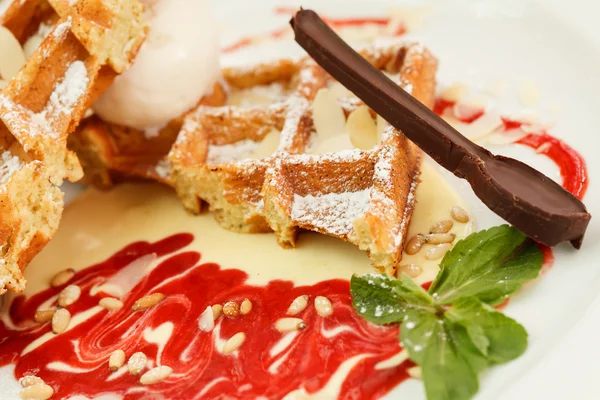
[22,162,471,297]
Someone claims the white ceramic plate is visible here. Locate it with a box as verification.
[213,0,600,398]
[3,0,599,399]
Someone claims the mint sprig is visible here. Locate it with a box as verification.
[350,225,542,400]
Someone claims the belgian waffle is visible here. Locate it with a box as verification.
[72,43,437,275]
[0,0,146,293]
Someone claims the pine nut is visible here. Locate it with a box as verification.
[399,264,423,278]
[275,318,306,333]
[131,293,164,312]
[19,375,44,388]
[140,365,172,385]
[109,350,126,371]
[240,298,252,315]
[430,220,453,234]
[57,284,81,307]
[425,243,452,260]
[451,206,470,223]
[127,352,147,375]
[408,366,422,379]
[223,301,240,318]
[198,306,214,332]
[19,383,53,399]
[405,234,426,255]
[314,296,333,317]
[99,297,123,310]
[34,309,56,323]
[50,268,75,287]
[223,332,246,354]
[425,233,456,244]
[51,308,70,334]
[287,295,309,315]
[212,304,223,320]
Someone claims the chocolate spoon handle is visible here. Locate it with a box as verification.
[290,9,591,248]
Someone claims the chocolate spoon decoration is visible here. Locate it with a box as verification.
[290,9,591,248]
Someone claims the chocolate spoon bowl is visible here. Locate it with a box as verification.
[290,9,591,248]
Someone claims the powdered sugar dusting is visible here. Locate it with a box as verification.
[52,17,72,39]
[394,177,419,247]
[277,95,310,150]
[154,158,171,179]
[47,61,88,116]
[207,139,260,164]
[0,150,22,185]
[0,60,89,139]
[291,189,371,235]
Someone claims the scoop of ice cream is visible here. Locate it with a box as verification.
[93,0,220,130]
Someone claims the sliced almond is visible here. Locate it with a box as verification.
[328,81,355,99]
[198,306,215,332]
[312,88,346,140]
[310,134,354,154]
[0,26,26,82]
[486,129,528,146]
[453,98,486,123]
[251,128,280,158]
[439,83,468,102]
[347,105,378,150]
[376,115,388,142]
[460,111,503,141]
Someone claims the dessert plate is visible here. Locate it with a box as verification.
[216,0,600,398]
[1,0,598,399]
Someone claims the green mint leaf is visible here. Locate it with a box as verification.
[351,273,434,324]
[351,225,542,400]
[402,311,480,400]
[428,225,543,305]
[446,298,528,363]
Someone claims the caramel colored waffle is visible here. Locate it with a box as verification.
[73,43,437,275]
[0,0,146,293]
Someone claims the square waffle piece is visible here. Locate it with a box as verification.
[168,43,437,275]
[70,43,437,275]
[0,0,146,293]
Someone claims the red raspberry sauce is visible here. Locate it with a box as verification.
[0,234,412,399]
